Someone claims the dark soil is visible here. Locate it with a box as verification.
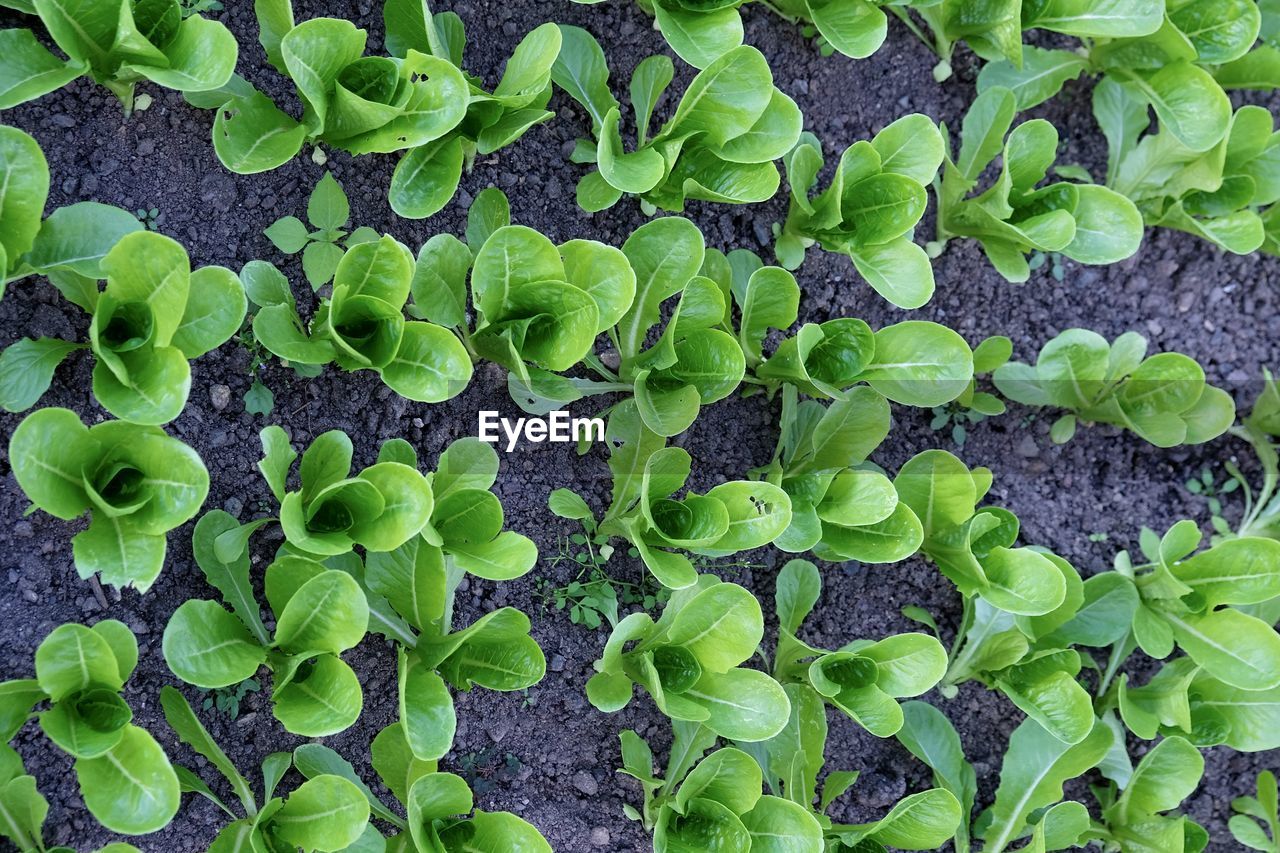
[1,1,1278,851]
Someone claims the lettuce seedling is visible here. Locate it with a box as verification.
[356,438,544,762]
[0,125,144,302]
[1232,770,1280,851]
[381,1,562,218]
[755,318,976,407]
[559,401,792,590]
[203,0,559,220]
[204,1,466,186]
[934,86,1144,282]
[552,26,801,213]
[736,686,962,850]
[263,172,380,290]
[0,621,179,836]
[163,511,371,736]
[0,746,141,853]
[588,575,792,741]
[1,230,246,424]
[8,407,209,590]
[886,457,1099,746]
[204,426,435,560]
[1101,99,1280,255]
[1087,735,1207,852]
[252,235,473,403]
[569,0,910,68]
[759,387,923,563]
[292,723,553,850]
[901,0,1213,93]
[975,1,1261,149]
[896,703,1107,853]
[897,450,1070,618]
[623,741,827,850]
[776,118,944,308]
[1096,521,1280,697]
[0,0,237,113]
[770,559,947,736]
[512,217,754,436]
[160,687,372,851]
[410,190,638,412]
[993,329,1237,447]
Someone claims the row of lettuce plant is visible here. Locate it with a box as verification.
[4,0,1278,299]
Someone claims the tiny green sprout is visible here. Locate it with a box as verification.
[1186,464,1242,536]
[135,207,164,231]
[198,677,261,720]
[1028,250,1066,282]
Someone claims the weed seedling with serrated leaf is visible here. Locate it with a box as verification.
[264,172,379,290]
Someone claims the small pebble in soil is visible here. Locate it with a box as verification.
[572,771,598,796]
[210,384,231,411]
[589,827,610,847]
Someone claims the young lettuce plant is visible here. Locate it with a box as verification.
[933,557,1102,746]
[355,438,544,763]
[993,329,1236,447]
[291,723,552,850]
[975,0,1266,153]
[1088,522,1280,738]
[755,318,975,408]
[733,685,962,850]
[0,0,237,112]
[1086,735,1208,852]
[0,126,144,303]
[0,230,246,424]
[205,1,466,193]
[568,0,913,68]
[414,196,751,438]
[618,735,827,851]
[770,559,947,737]
[1100,99,1280,255]
[0,622,179,836]
[896,449,1070,618]
[530,218,774,437]
[409,189,639,413]
[206,426,435,560]
[898,0,1169,84]
[776,118,943,309]
[1233,770,1280,852]
[251,235,474,403]
[933,86,1144,283]
[205,0,559,219]
[380,1,563,218]
[8,407,208,590]
[587,575,792,742]
[551,26,802,213]
[557,401,791,590]
[758,387,922,563]
[0,746,141,853]
[896,702,1108,853]
[160,687,373,852]
[163,511,371,736]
